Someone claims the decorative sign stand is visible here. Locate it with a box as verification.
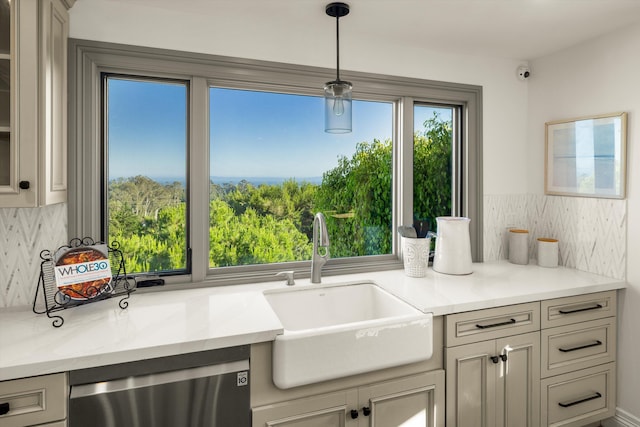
[32,237,134,327]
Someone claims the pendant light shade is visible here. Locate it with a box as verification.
[324,2,352,134]
[324,80,352,133]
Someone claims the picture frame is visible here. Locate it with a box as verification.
[545,112,627,199]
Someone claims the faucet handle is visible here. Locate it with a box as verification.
[276,271,296,286]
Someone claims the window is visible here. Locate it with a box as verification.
[413,104,455,236]
[104,76,189,274]
[209,88,393,268]
[69,40,482,285]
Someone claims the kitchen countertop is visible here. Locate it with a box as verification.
[0,261,625,381]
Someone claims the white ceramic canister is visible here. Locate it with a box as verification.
[508,229,529,265]
[401,236,431,277]
[432,217,473,275]
[537,238,559,268]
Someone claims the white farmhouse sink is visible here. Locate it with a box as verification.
[264,281,433,389]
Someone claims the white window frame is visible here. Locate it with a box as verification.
[68,39,483,286]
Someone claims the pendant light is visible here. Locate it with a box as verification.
[324,2,352,133]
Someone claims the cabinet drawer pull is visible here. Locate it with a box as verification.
[558,392,602,408]
[558,340,602,353]
[0,402,9,415]
[558,304,603,315]
[475,318,516,329]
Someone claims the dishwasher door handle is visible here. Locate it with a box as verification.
[70,359,248,399]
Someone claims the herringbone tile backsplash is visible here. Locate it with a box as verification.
[0,204,67,308]
[484,195,627,280]
[0,196,628,308]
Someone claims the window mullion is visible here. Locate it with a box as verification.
[189,77,209,283]
[398,97,414,228]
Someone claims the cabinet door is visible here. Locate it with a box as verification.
[446,340,497,427]
[252,388,358,427]
[38,0,68,205]
[0,0,68,207]
[359,370,444,427]
[495,332,540,427]
[0,0,16,194]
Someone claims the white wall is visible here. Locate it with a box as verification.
[529,22,640,420]
[68,0,530,197]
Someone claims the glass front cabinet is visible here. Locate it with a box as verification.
[0,0,73,207]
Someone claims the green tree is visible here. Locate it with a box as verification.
[209,200,312,267]
[108,177,187,273]
[315,139,392,257]
[314,115,452,257]
[107,114,451,274]
[414,114,453,230]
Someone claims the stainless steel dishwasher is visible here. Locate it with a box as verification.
[69,345,250,427]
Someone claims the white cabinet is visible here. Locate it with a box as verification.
[445,302,541,427]
[445,291,618,427]
[252,370,445,427]
[0,372,67,427]
[540,291,617,427]
[0,0,72,207]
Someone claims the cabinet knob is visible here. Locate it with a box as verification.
[19,181,30,190]
[362,406,371,416]
[350,409,359,419]
[490,354,508,363]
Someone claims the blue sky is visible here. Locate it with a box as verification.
[107,78,451,181]
[209,88,392,179]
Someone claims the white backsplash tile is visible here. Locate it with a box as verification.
[0,204,68,308]
[0,196,627,308]
[484,194,626,280]
[484,194,529,261]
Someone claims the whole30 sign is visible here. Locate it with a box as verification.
[54,245,112,299]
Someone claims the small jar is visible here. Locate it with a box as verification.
[508,229,529,265]
[537,238,559,268]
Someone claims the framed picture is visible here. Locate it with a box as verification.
[545,112,627,198]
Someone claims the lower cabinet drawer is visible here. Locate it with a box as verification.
[541,291,616,329]
[541,363,615,427]
[0,373,68,427]
[445,302,540,346]
[541,317,616,378]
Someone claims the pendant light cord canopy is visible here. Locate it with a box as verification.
[324,2,352,133]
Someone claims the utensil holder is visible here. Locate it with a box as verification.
[401,236,431,277]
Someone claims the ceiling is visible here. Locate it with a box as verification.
[107,0,640,61]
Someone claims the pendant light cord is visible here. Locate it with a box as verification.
[335,14,340,82]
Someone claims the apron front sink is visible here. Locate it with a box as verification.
[264,281,433,389]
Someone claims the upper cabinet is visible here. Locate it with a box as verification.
[0,0,74,207]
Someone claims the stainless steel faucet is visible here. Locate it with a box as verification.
[311,212,330,283]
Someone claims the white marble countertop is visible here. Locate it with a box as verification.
[0,261,625,381]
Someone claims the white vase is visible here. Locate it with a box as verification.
[432,217,473,275]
